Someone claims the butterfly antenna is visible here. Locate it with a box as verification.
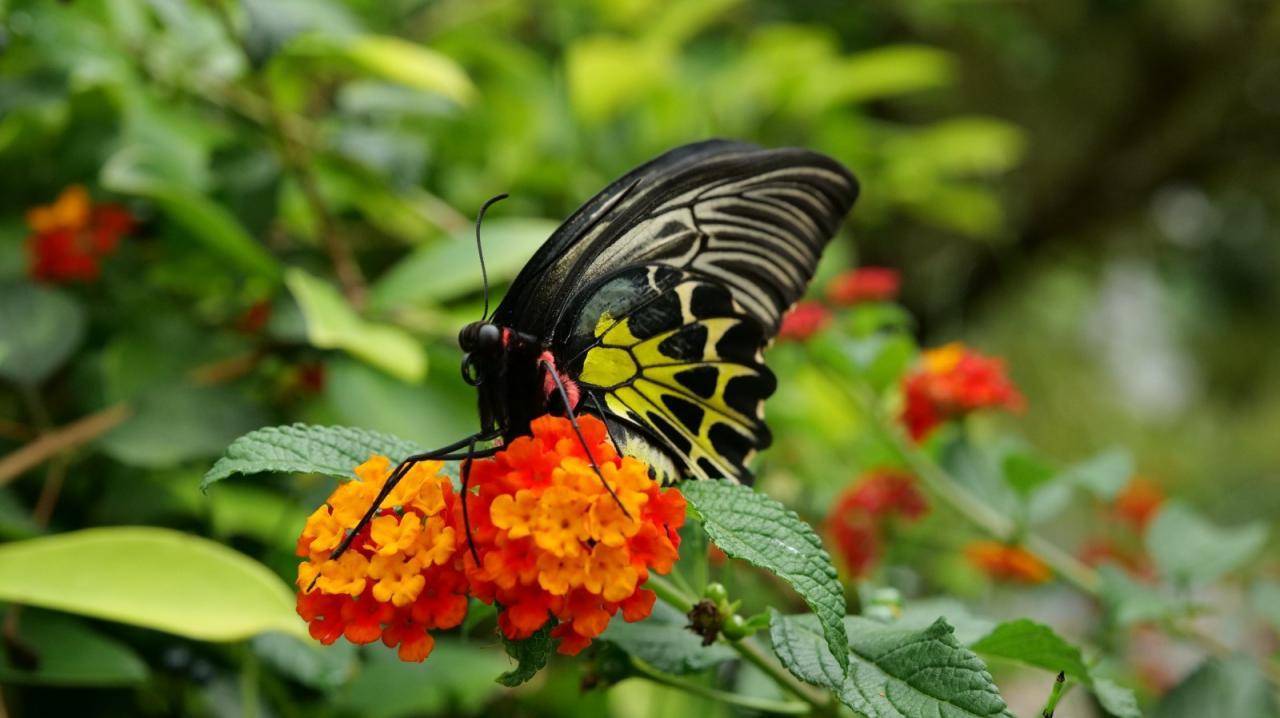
[475,193,509,320]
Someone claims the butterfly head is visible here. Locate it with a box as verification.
[459,321,503,386]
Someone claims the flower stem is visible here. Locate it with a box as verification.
[1039,672,1068,717]
[629,657,811,715]
[647,575,831,711]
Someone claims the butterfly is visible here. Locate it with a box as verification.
[333,139,857,559]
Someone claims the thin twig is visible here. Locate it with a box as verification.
[629,656,811,715]
[0,404,133,486]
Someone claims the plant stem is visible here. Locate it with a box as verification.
[646,575,831,711]
[0,404,133,486]
[1039,672,1067,717]
[630,657,811,715]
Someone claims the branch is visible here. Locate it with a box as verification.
[0,404,133,487]
[629,657,811,715]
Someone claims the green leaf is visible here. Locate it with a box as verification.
[566,36,671,122]
[1092,676,1142,718]
[1146,501,1268,585]
[369,218,560,311]
[896,598,995,646]
[252,632,357,689]
[1249,579,1280,632]
[287,268,427,382]
[1001,452,1057,496]
[0,611,148,686]
[0,527,305,641]
[1098,565,1181,627]
[1062,449,1134,500]
[818,45,954,107]
[769,611,1010,717]
[0,281,85,386]
[1154,657,1277,718]
[99,385,267,469]
[498,622,555,687]
[324,356,475,448]
[970,619,1090,683]
[337,641,507,718]
[202,423,423,489]
[287,34,474,105]
[602,601,735,674]
[681,482,848,673]
[102,157,281,281]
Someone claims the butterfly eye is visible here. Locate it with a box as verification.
[477,323,502,351]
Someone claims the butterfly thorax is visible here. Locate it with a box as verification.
[459,321,560,438]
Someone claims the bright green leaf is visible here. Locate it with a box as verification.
[682,482,848,673]
[369,218,559,311]
[1001,452,1057,496]
[287,268,427,382]
[0,281,85,386]
[770,611,1010,717]
[818,45,954,108]
[202,423,423,489]
[970,619,1090,683]
[1146,501,1268,585]
[498,622,556,687]
[603,602,735,674]
[287,34,474,105]
[567,36,671,123]
[0,611,148,686]
[0,527,305,641]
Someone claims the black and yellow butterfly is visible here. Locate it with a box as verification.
[335,139,856,557]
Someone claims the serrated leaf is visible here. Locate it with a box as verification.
[681,482,848,672]
[1146,502,1268,585]
[202,423,423,489]
[498,622,555,687]
[970,619,1090,683]
[0,281,85,386]
[602,601,735,674]
[287,268,427,382]
[0,527,304,641]
[770,610,1010,717]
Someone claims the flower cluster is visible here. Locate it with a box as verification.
[464,415,685,655]
[900,342,1024,441]
[778,266,901,342]
[1078,476,1165,578]
[26,185,134,283]
[295,457,468,662]
[965,540,1052,584]
[824,469,928,576]
[294,415,684,662]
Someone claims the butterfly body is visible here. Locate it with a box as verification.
[458,139,858,485]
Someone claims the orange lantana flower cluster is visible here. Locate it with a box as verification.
[464,415,686,655]
[900,343,1024,441]
[965,540,1052,585]
[26,185,134,283]
[295,457,468,662]
[294,415,685,662]
[824,469,928,577]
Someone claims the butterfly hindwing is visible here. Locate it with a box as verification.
[557,265,776,483]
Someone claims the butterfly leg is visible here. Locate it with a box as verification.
[539,358,632,519]
[329,431,500,561]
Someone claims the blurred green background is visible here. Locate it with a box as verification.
[0,0,1277,716]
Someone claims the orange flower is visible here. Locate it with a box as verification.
[1112,477,1164,530]
[824,469,928,577]
[965,540,1052,584]
[25,185,134,283]
[294,457,467,662]
[463,415,684,656]
[778,300,831,342]
[827,267,900,306]
[900,343,1024,441]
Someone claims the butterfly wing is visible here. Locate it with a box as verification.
[491,140,858,482]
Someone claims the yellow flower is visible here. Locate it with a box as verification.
[416,520,457,566]
[490,489,538,539]
[25,185,90,233]
[584,544,639,602]
[302,505,346,556]
[368,512,423,557]
[369,554,426,607]
[533,485,592,557]
[536,552,586,596]
[330,479,378,528]
[315,552,370,597]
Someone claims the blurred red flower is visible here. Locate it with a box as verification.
[26,185,134,283]
[778,301,831,342]
[1112,476,1164,530]
[900,343,1024,441]
[827,267,900,306]
[824,469,928,577]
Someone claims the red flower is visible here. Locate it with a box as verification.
[778,301,831,342]
[827,267,900,306]
[26,186,135,283]
[824,469,928,577]
[900,343,1024,441]
[1112,477,1164,530]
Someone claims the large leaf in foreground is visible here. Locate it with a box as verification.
[681,482,848,672]
[0,527,304,641]
[203,423,422,489]
[770,611,1010,718]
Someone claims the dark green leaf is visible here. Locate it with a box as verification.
[337,641,506,718]
[252,632,358,689]
[0,611,148,686]
[602,601,735,674]
[498,622,555,687]
[682,481,848,673]
[202,423,423,489]
[0,281,85,386]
